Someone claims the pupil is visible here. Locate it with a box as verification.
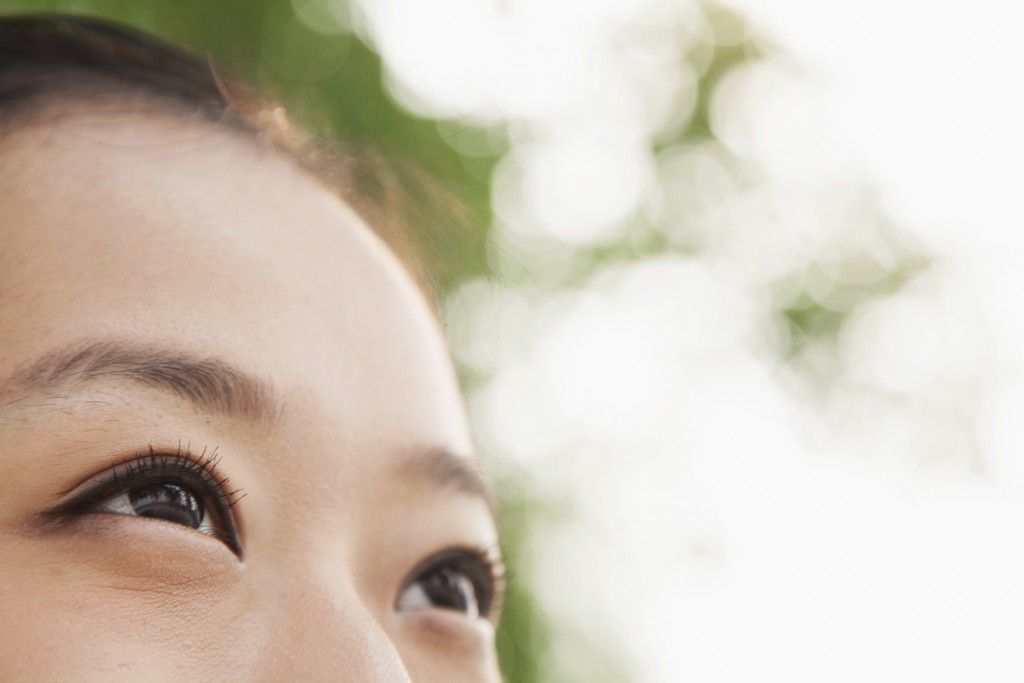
[422,566,475,613]
[128,482,204,529]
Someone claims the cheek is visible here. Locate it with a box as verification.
[0,530,262,682]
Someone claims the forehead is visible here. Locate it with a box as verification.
[0,111,470,455]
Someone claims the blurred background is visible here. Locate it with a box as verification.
[4,0,1024,680]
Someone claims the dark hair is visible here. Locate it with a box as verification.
[0,14,470,302]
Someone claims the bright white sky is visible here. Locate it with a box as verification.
[665,2,1024,678]
[725,0,1024,255]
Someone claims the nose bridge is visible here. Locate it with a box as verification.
[253,567,411,683]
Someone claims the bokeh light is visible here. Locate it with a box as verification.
[427,0,1024,679]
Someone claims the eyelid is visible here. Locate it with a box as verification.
[43,443,245,557]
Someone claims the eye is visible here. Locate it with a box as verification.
[396,549,504,621]
[47,446,243,556]
[100,481,211,533]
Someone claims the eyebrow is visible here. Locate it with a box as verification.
[4,339,498,515]
[405,447,497,515]
[4,339,280,424]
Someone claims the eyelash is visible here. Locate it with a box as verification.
[48,444,244,556]
[401,546,507,622]
[47,449,505,618]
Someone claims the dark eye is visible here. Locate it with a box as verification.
[47,448,243,556]
[100,481,206,530]
[396,549,503,621]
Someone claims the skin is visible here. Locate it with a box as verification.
[0,104,501,681]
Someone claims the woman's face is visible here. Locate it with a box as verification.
[0,108,501,681]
